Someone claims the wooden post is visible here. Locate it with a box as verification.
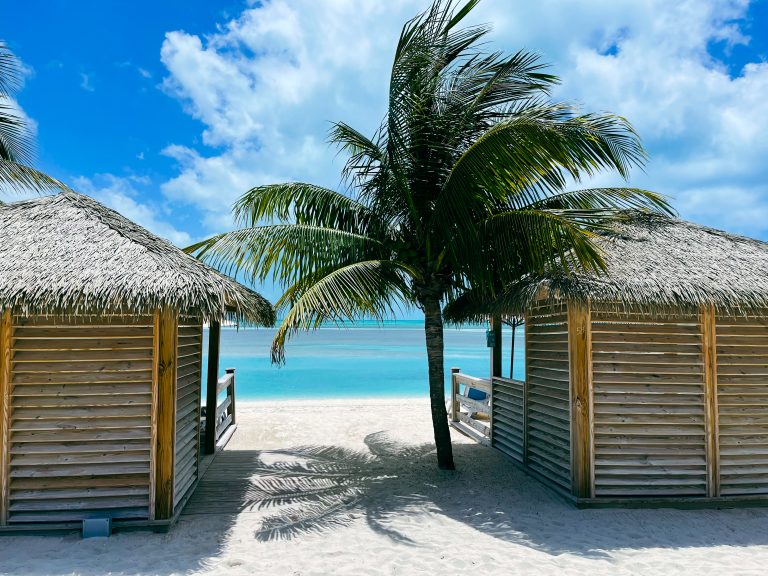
[490,315,502,378]
[509,322,517,379]
[194,317,204,487]
[450,367,460,422]
[226,368,236,426]
[523,313,529,466]
[0,311,11,525]
[204,320,221,455]
[154,308,178,521]
[568,301,592,499]
[701,304,720,498]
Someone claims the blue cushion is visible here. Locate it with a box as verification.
[467,388,487,401]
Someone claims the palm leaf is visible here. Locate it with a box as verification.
[271,260,413,363]
[527,187,674,215]
[0,42,22,98]
[186,224,384,286]
[0,103,33,164]
[0,159,69,194]
[232,182,379,233]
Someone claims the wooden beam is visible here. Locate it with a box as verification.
[568,300,592,499]
[701,304,720,498]
[225,367,236,427]
[523,312,529,466]
[154,308,178,520]
[450,367,460,422]
[204,320,221,455]
[195,317,204,485]
[0,311,11,525]
[490,315,502,378]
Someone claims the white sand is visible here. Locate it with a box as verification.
[2,398,768,575]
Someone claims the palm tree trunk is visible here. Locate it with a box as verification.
[422,295,455,470]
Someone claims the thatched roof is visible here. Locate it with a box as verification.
[495,212,768,315]
[0,192,274,324]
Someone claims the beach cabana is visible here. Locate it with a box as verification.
[0,192,273,531]
[454,213,768,506]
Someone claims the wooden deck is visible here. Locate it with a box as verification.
[181,449,264,516]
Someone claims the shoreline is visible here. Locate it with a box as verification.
[232,395,428,408]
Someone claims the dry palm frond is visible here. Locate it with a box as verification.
[0,192,274,324]
[495,211,768,315]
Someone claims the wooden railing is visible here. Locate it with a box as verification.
[449,368,491,445]
[204,368,236,453]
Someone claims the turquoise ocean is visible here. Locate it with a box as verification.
[202,321,525,401]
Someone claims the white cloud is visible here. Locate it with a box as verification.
[156,0,768,239]
[74,174,192,246]
[158,0,418,233]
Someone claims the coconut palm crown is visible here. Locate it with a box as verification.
[188,0,673,470]
[0,41,67,194]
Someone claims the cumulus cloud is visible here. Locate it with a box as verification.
[157,0,768,238]
[158,0,418,231]
[74,174,192,246]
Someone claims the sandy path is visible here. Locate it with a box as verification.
[1,399,768,575]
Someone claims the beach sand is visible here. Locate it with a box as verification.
[2,398,768,575]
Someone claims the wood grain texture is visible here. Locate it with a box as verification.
[716,311,768,495]
[5,313,154,524]
[701,305,720,497]
[491,377,524,463]
[204,321,221,455]
[173,317,201,512]
[568,301,592,498]
[525,302,571,491]
[153,309,177,520]
[591,305,707,498]
[0,311,11,525]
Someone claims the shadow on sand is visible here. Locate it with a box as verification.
[3,433,768,575]
[186,432,768,559]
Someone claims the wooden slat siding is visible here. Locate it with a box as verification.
[526,301,571,491]
[491,377,524,462]
[591,305,707,498]
[173,316,202,512]
[6,314,153,524]
[0,311,11,525]
[716,311,768,495]
[154,309,177,521]
[568,301,592,498]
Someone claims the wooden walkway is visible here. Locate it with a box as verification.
[182,450,266,516]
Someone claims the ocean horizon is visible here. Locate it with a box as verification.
[202,320,525,401]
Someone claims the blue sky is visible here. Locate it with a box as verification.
[3,0,768,305]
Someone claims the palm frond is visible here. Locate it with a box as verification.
[433,106,650,239]
[482,209,608,279]
[271,260,413,363]
[0,42,22,98]
[232,182,379,233]
[0,158,70,194]
[527,187,674,215]
[0,103,33,164]
[186,224,384,286]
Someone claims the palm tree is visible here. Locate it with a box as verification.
[188,0,672,470]
[0,41,67,194]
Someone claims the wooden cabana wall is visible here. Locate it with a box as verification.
[0,308,204,529]
[490,299,768,506]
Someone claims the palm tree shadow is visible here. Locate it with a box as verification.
[247,432,435,543]
[216,434,768,558]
